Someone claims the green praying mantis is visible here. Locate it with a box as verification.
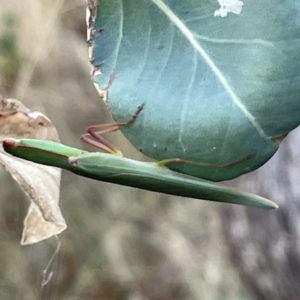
[2,111,278,209]
[3,0,300,210]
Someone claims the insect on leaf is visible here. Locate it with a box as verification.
[88,0,300,181]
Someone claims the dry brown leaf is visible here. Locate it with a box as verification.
[0,97,66,245]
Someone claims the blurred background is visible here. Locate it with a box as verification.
[0,0,300,299]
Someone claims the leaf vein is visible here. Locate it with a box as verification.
[151,0,269,140]
[113,1,124,71]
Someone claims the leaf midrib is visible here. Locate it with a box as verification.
[151,0,269,141]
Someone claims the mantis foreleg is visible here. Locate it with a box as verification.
[80,104,144,155]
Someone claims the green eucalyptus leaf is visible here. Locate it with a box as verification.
[89,0,300,181]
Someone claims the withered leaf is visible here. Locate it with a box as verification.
[0,97,66,245]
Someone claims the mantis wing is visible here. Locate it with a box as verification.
[3,138,277,209]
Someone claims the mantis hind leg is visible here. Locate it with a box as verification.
[156,154,252,169]
[80,104,144,155]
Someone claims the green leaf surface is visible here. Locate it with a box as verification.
[90,0,300,181]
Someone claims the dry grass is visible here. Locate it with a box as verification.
[0,1,250,299]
